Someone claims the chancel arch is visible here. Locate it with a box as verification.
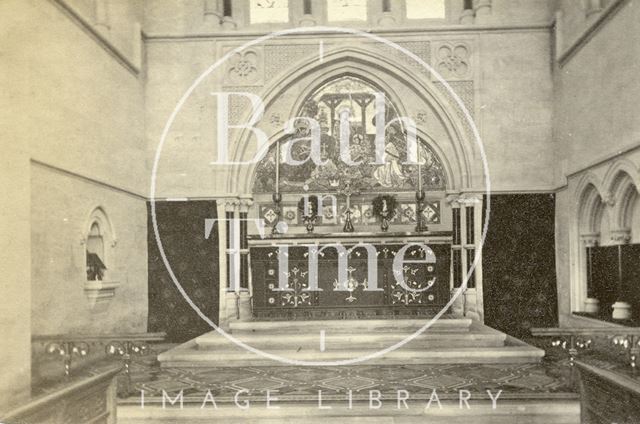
[216,45,487,324]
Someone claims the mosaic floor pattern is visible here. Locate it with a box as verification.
[37,338,640,406]
[100,344,580,404]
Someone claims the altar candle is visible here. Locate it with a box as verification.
[275,140,280,194]
[417,162,422,192]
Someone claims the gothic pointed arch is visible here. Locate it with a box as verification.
[224,45,481,195]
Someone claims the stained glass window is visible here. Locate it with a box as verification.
[252,76,446,194]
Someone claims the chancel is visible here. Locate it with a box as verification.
[2,0,640,423]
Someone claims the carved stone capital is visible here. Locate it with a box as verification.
[239,198,254,213]
[601,193,615,207]
[611,228,631,244]
[224,199,240,213]
[446,193,482,207]
[580,232,600,248]
[458,194,482,206]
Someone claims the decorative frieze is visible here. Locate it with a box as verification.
[264,44,316,82]
[580,232,600,248]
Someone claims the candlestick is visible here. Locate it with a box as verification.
[415,189,427,233]
[275,140,280,194]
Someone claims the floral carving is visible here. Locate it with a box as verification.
[436,43,471,79]
[227,50,261,85]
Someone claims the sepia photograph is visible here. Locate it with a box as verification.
[1,0,639,422]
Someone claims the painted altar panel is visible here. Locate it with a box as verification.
[250,243,451,319]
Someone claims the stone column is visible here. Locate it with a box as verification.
[459,0,475,25]
[554,10,564,60]
[237,198,253,321]
[458,194,483,322]
[472,194,484,322]
[221,0,245,29]
[294,0,317,26]
[375,0,397,26]
[222,199,240,327]
[94,0,110,32]
[473,0,491,24]
[586,0,603,18]
[447,195,465,317]
[611,228,632,320]
[203,0,222,29]
[580,232,600,314]
[216,200,229,330]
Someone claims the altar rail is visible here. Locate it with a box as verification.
[0,365,120,424]
[32,332,165,386]
[575,360,640,424]
[531,327,640,369]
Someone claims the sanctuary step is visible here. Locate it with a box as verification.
[119,399,580,424]
[158,317,544,367]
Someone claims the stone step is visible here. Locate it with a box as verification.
[195,327,506,350]
[158,336,544,367]
[118,399,580,424]
[228,317,473,334]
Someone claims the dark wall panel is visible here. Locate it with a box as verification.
[482,194,558,338]
[591,244,640,319]
[147,201,219,342]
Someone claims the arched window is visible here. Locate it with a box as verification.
[252,75,447,195]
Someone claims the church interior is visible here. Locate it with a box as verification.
[1,0,639,422]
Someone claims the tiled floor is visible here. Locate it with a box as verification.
[100,343,579,404]
[40,338,639,405]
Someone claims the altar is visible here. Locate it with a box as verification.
[215,75,486,327]
[248,232,452,320]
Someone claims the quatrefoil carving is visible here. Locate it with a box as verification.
[227,50,260,84]
[436,43,471,79]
